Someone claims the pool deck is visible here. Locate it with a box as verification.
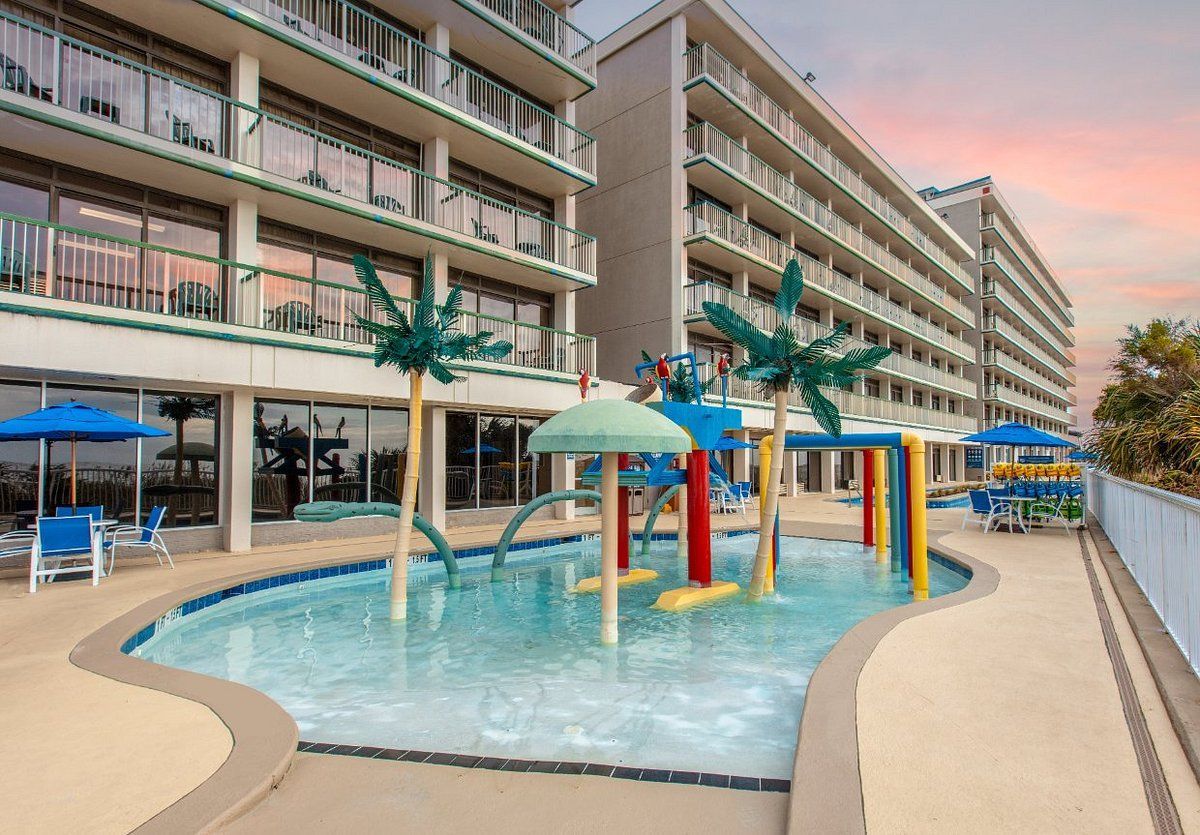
[1,496,1198,833]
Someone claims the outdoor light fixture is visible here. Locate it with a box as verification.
[802,72,816,83]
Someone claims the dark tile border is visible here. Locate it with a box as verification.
[297,741,790,793]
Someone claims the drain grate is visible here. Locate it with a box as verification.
[1078,530,1182,835]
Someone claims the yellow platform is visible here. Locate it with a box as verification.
[572,568,659,594]
[652,581,741,611]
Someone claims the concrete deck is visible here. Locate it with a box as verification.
[0,496,1196,833]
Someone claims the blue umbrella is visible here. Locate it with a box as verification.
[461,444,502,455]
[1067,450,1098,461]
[714,435,754,451]
[961,421,1075,448]
[0,402,169,508]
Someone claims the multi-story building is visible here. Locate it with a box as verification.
[576,0,980,493]
[0,0,605,551]
[922,177,1076,472]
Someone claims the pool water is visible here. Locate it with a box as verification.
[134,535,967,779]
[838,494,971,509]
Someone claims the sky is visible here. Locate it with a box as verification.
[575,0,1200,432]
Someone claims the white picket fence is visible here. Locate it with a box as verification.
[1087,470,1200,675]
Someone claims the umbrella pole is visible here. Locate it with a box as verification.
[70,436,77,511]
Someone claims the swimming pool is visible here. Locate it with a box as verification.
[837,494,971,509]
[133,535,967,780]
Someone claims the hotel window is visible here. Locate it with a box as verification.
[450,159,554,218]
[139,392,220,528]
[931,395,942,411]
[912,391,924,407]
[43,384,138,523]
[252,400,311,523]
[749,219,782,240]
[0,380,42,533]
[687,259,733,288]
[687,186,731,213]
[832,264,853,280]
[689,337,733,372]
[369,407,410,503]
[890,385,904,403]
[931,357,941,370]
[449,49,554,112]
[863,330,880,345]
[448,268,552,327]
[949,399,957,414]
[865,379,881,398]
[911,349,923,363]
[446,411,550,510]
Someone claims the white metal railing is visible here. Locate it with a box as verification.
[0,212,595,375]
[983,348,1070,401]
[0,11,596,277]
[1087,471,1200,676]
[983,383,1071,424]
[980,211,1073,327]
[232,0,595,175]
[982,314,1071,384]
[684,122,974,326]
[684,43,973,291]
[980,244,1073,344]
[684,201,976,361]
[981,274,1072,360]
[720,375,976,432]
[684,282,976,397]
[467,0,596,78]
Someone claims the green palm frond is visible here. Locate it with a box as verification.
[414,257,438,332]
[774,259,805,319]
[701,302,773,357]
[798,320,851,361]
[439,284,463,331]
[797,381,842,437]
[426,359,460,386]
[353,254,408,329]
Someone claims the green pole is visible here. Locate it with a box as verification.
[888,448,903,574]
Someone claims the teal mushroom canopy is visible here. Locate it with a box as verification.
[528,399,690,454]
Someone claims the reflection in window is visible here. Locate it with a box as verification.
[310,404,367,504]
[252,400,310,522]
[140,393,220,527]
[369,407,409,503]
[0,178,50,293]
[0,381,42,532]
[478,414,516,508]
[517,417,550,503]
[445,412,478,510]
[448,411,552,510]
[44,385,138,523]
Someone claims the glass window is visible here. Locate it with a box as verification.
[478,414,517,508]
[574,453,598,511]
[45,385,138,523]
[480,292,515,321]
[252,400,310,522]
[518,417,550,503]
[0,381,42,533]
[0,178,49,293]
[369,407,409,503]
[140,392,219,528]
[445,412,478,510]
[310,404,367,504]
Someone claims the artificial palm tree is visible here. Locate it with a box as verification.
[702,258,891,600]
[353,254,512,620]
[157,395,216,525]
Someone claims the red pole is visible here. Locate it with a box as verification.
[686,449,711,587]
[904,446,914,580]
[617,453,630,573]
[861,449,874,548]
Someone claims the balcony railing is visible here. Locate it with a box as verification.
[466,0,596,79]
[982,348,1070,401]
[0,12,595,278]
[684,282,976,397]
[684,201,976,361]
[0,212,595,375]
[984,383,1071,424]
[982,314,1071,384]
[980,211,1072,326]
[684,43,973,291]
[684,123,974,326]
[720,375,976,433]
[980,245,1072,344]
[230,0,595,176]
[981,276,1071,361]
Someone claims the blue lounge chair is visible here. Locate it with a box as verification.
[105,506,173,572]
[56,505,103,523]
[30,515,102,593]
[962,489,1005,534]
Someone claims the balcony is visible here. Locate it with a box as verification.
[720,376,976,433]
[984,384,1071,425]
[980,212,1072,327]
[981,277,1072,362]
[683,43,973,292]
[683,202,976,362]
[0,12,595,285]
[684,123,974,327]
[684,282,977,398]
[980,245,1073,345]
[982,315,1071,384]
[212,0,595,186]
[0,213,595,377]
[461,0,596,84]
[982,349,1070,402]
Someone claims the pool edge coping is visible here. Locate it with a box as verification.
[783,522,1000,834]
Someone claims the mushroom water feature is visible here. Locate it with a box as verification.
[527,399,689,645]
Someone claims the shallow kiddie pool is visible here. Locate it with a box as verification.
[130,534,967,781]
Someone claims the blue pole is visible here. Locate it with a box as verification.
[897,448,910,576]
[887,448,902,574]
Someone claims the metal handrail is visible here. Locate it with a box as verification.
[466,0,596,77]
[980,211,1073,326]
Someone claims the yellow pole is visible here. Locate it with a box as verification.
[600,453,619,644]
[873,449,887,562]
[909,439,929,600]
[759,436,774,593]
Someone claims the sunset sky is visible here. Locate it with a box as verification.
[576,0,1200,432]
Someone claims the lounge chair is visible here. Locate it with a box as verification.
[30,515,102,593]
[962,489,1007,534]
[105,506,173,573]
[0,530,34,562]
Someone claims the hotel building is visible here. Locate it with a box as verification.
[922,177,1076,471]
[0,0,607,551]
[576,0,981,493]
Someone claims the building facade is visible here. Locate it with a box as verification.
[0,0,608,552]
[922,177,1076,473]
[576,0,980,493]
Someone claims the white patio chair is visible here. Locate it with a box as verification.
[105,506,173,573]
[30,515,102,593]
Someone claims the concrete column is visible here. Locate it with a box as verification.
[732,429,752,484]
[819,450,835,493]
[552,454,575,520]
[422,136,449,181]
[424,22,449,54]
[230,53,260,170]
[228,199,259,326]
[939,444,951,484]
[221,388,254,552]
[418,405,446,530]
[782,450,797,498]
[425,250,449,299]
[230,52,259,107]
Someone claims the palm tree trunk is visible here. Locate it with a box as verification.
[390,372,423,620]
[747,387,788,600]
